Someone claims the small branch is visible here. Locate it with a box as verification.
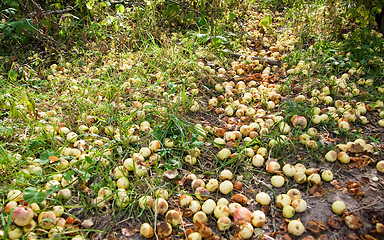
[349,200,383,213]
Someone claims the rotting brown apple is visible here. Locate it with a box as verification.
[165,209,182,226]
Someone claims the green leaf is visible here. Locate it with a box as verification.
[85,155,93,164]
[8,70,17,81]
[228,11,236,22]
[211,36,228,48]
[64,170,75,181]
[86,0,95,10]
[39,150,58,165]
[260,15,272,30]
[23,187,47,204]
[116,4,125,14]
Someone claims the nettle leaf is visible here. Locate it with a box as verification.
[85,155,93,164]
[260,15,272,30]
[23,187,47,204]
[8,69,18,81]
[39,150,58,165]
[64,169,75,181]
[116,4,125,14]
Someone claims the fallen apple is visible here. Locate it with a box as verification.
[189,200,201,213]
[292,116,307,129]
[193,211,208,224]
[238,222,254,239]
[251,210,266,227]
[321,170,334,182]
[206,179,219,192]
[332,200,346,215]
[287,189,302,201]
[233,207,252,225]
[282,205,295,218]
[275,193,292,209]
[377,160,384,173]
[152,198,168,215]
[271,175,285,187]
[252,154,265,167]
[291,199,307,212]
[165,209,182,226]
[255,192,271,205]
[202,199,216,214]
[266,161,280,174]
[282,164,296,177]
[38,211,57,229]
[217,216,231,231]
[140,223,155,238]
[12,206,34,226]
[214,205,230,219]
[219,180,233,195]
[287,220,305,236]
[325,150,337,162]
[188,232,202,240]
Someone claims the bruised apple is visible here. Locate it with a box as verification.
[233,207,252,225]
[12,206,34,226]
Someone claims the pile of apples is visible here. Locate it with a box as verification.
[3,190,84,240]
[137,169,312,239]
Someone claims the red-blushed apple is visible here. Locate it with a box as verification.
[266,161,280,174]
[233,207,252,225]
[12,205,34,226]
[292,116,307,129]
[5,201,17,213]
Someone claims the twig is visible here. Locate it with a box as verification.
[349,199,383,213]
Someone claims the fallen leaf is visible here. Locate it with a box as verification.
[66,216,81,226]
[318,235,329,240]
[309,184,326,197]
[164,169,178,179]
[121,227,139,237]
[49,155,59,163]
[306,219,327,236]
[327,215,342,230]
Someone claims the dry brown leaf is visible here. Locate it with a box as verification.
[121,227,139,237]
[49,155,59,163]
[164,169,178,179]
[327,215,342,230]
[309,184,327,197]
[306,219,327,236]
[347,181,365,198]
